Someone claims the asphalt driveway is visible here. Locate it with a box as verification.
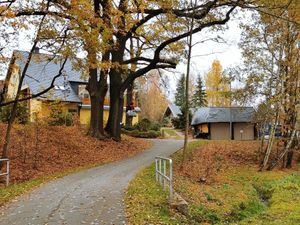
[0,139,183,225]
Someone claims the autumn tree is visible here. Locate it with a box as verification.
[205,60,230,107]
[238,1,300,170]
[191,75,207,108]
[2,0,289,142]
[138,73,168,123]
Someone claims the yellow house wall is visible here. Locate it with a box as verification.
[6,64,20,99]
[29,100,79,122]
[79,108,139,126]
[28,100,139,126]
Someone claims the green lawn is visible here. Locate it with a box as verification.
[161,128,183,139]
[125,164,185,224]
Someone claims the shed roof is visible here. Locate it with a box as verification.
[13,50,87,103]
[168,104,182,118]
[191,107,255,125]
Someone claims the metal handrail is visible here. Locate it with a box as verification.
[0,158,9,186]
[155,156,172,198]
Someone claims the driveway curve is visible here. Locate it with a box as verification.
[0,139,183,225]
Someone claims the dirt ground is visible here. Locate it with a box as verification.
[0,123,151,184]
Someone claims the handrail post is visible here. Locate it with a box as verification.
[169,159,172,197]
[155,156,173,199]
[163,160,166,191]
[6,160,9,187]
[155,158,158,182]
[159,159,162,185]
[0,158,9,187]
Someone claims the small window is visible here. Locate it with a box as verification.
[68,109,78,114]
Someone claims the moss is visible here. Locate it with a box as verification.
[189,204,220,224]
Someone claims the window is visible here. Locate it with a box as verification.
[68,109,78,115]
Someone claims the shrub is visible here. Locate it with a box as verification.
[0,101,29,124]
[48,102,73,126]
[136,118,152,131]
[162,117,172,127]
[124,124,136,131]
[122,129,160,138]
[150,122,161,131]
[48,112,73,126]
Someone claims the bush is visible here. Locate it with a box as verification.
[122,129,160,138]
[48,102,73,126]
[135,118,152,131]
[123,124,136,131]
[0,101,29,124]
[48,112,73,126]
[123,118,161,138]
[150,122,161,131]
[162,117,172,127]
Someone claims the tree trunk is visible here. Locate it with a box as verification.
[286,150,294,168]
[267,129,297,170]
[260,110,279,171]
[105,81,124,141]
[105,37,126,141]
[182,0,196,165]
[125,82,134,127]
[87,67,107,139]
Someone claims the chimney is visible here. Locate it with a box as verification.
[34,47,40,53]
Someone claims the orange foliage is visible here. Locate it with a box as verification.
[176,141,299,184]
[0,123,151,184]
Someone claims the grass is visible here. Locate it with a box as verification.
[172,139,209,163]
[126,140,300,224]
[125,164,184,224]
[0,162,104,206]
[162,128,178,136]
[173,140,300,224]
[161,128,184,139]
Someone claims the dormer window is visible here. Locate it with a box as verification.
[54,85,66,91]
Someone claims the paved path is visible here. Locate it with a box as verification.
[0,139,183,225]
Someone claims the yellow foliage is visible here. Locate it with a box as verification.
[205,60,230,107]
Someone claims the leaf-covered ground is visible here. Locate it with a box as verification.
[126,140,300,224]
[0,123,151,184]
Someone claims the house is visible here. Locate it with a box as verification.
[4,49,139,125]
[191,107,256,140]
[163,104,182,119]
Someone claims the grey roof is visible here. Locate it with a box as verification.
[168,104,182,118]
[14,50,87,103]
[191,107,255,125]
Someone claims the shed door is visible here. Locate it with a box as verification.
[233,123,254,140]
[210,123,230,140]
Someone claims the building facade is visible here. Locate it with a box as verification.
[4,50,139,125]
[191,107,256,140]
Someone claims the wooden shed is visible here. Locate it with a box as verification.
[191,107,256,140]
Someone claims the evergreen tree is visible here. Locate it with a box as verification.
[174,74,186,107]
[172,74,191,129]
[191,75,207,108]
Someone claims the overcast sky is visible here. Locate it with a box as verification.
[164,17,244,100]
